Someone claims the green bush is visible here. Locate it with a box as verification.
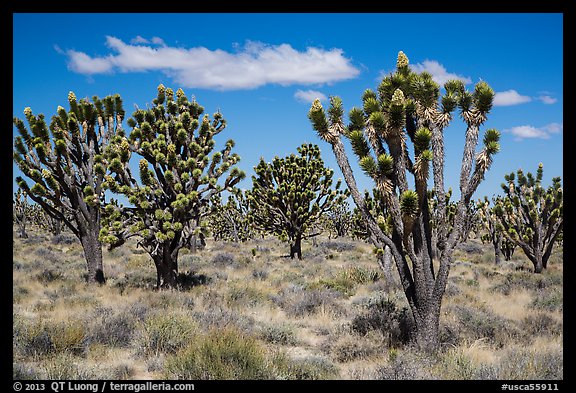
[164,328,271,379]
[138,314,197,355]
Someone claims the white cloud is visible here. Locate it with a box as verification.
[130,35,149,44]
[294,89,327,103]
[537,95,557,104]
[493,90,532,106]
[410,60,472,86]
[66,50,114,74]
[151,37,165,46]
[505,122,563,140]
[64,36,360,90]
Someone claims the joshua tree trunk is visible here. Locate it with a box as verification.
[152,244,179,289]
[290,234,303,260]
[493,232,502,265]
[377,246,395,286]
[78,220,105,284]
[17,222,28,239]
[413,308,441,352]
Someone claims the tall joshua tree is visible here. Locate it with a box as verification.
[308,51,500,351]
[13,92,124,283]
[247,143,347,259]
[100,85,244,289]
[493,164,563,273]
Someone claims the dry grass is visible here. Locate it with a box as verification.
[13,228,563,380]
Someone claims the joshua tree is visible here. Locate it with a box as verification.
[100,85,244,289]
[13,92,124,283]
[308,51,500,351]
[323,199,353,239]
[13,187,31,238]
[209,190,253,243]
[478,196,516,264]
[493,164,563,273]
[247,143,347,259]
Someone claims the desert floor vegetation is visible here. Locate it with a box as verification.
[13,226,562,380]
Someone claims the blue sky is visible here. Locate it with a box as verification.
[13,13,563,204]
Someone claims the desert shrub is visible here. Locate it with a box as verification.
[137,314,197,356]
[36,268,64,284]
[531,288,563,312]
[272,353,340,380]
[272,286,345,317]
[521,313,561,336]
[109,363,135,379]
[13,285,29,304]
[33,247,59,263]
[258,323,297,346]
[127,302,151,322]
[323,334,379,362]
[451,305,521,347]
[456,242,484,255]
[14,317,88,358]
[320,240,357,252]
[375,350,435,380]
[164,328,271,380]
[46,320,87,356]
[309,276,356,296]
[251,269,268,280]
[340,266,381,284]
[178,254,204,269]
[436,348,478,379]
[351,297,414,347]
[42,353,93,379]
[89,308,137,347]
[495,347,563,379]
[13,362,41,380]
[491,271,562,296]
[146,356,165,372]
[226,285,268,308]
[51,234,76,245]
[211,252,236,267]
[13,318,54,358]
[176,271,210,290]
[192,307,255,335]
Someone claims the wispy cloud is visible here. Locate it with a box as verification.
[294,89,327,103]
[537,95,557,104]
[505,122,563,140]
[64,36,360,90]
[493,90,532,106]
[410,60,472,86]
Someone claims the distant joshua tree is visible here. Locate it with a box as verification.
[478,196,516,264]
[13,187,30,239]
[247,143,348,259]
[13,92,125,283]
[209,190,253,243]
[309,51,500,351]
[493,164,563,273]
[100,85,244,289]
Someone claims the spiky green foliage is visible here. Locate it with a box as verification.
[208,190,254,243]
[247,143,348,259]
[13,92,125,283]
[100,85,245,288]
[308,51,500,352]
[493,164,563,273]
[477,197,516,264]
